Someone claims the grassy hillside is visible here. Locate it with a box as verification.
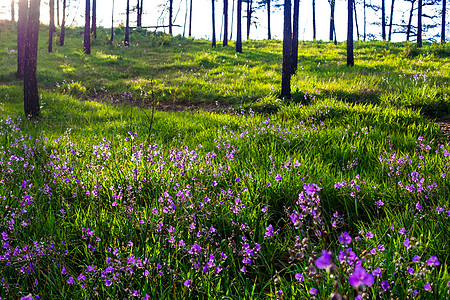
[0,20,449,299]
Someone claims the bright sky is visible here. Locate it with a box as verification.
[0,0,447,42]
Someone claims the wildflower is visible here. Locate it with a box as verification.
[404,238,411,248]
[372,267,382,277]
[20,296,34,300]
[424,282,432,291]
[295,273,304,281]
[61,266,66,275]
[77,273,86,281]
[412,255,420,263]
[381,281,390,290]
[426,256,440,266]
[315,250,333,270]
[66,277,74,284]
[338,232,352,245]
[415,202,421,211]
[265,224,274,237]
[408,267,414,275]
[366,231,374,239]
[105,278,112,286]
[348,266,374,288]
[275,174,282,182]
[308,287,317,295]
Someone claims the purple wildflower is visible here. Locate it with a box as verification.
[315,249,333,269]
[338,232,352,245]
[348,266,374,288]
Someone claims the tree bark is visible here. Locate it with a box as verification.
[11,0,15,22]
[111,0,114,42]
[92,0,96,38]
[363,0,366,41]
[292,0,299,74]
[246,0,252,39]
[16,0,27,78]
[212,0,216,47]
[49,0,55,53]
[84,0,90,54]
[406,0,414,41]
[223,0,228,45]
[347,0,354,66]
[60,0,66,45]
[388,0,395,40]
[329,0,335,41]
[442,0,446,42]
[312,0,316,40]
[417,0,422,47]
[24,0,41,118]
[57,0,60,26]
[353,0,359,40]
[382,0,386,40]
[169,0,173,34]
[281,0,292,99]
[125,0,130,46]
[189,0,193,37]
[267,0,271,39]
[137,0,141,26]
[236,0,242,52]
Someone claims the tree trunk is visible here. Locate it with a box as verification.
[84,0,90,54]
[230,0,235,39]
[189,0,193,37]
[312,0,316,40]
[353,0,359,40]
[363,0,366,41]
[125,0,130,46]
[406,0,414,41]
[347,0,354,66]
[92,0,96,38]
[281,0,292,99]
[236,0,242,52]
[140,0,143,25]
[246,0,252,39]
[292,0,299,74]
[57,0,60,26]
[60,0,66,45]
[49,0,55,53]
[137,0,141,26]
[11,0,15,22]
[212,0,216,47]
[169,0,173,34]
[417,0,422,47]
[441,0,446,42]
[223,0,228,45]
[16,0,27,78]
[388,0,395,40]
[267,0,271,39]
[24,0,41,118]
[329,0,335,41]
[111,0,114,42]
[381,0,386,39]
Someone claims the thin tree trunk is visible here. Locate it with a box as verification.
[84,0,90,54]
[353,0,359,40]
[183,0,187,36]
[137,0,141,26]
[347,0,354,66]
[267,0,271,39]
[49,0,55,52]
[212,0,216,47]
[16,0,27,78]
[57,0,60,26]
[125,0,130,46]
[92,0,96,38]
[417,0,422,47]
[406,0,414,40]
[329,0,335,41]
[189,0,193,37]
[110,0,114,43]
[388,0,395,41]
[382,0,386,39]
[247,0,252,39]
[281,0,292,99]
[236,0,242,52]
[292,0,299,74]
[24,0,41,118]
[312,0,316,40]
[60,0,66,45]
[140,0,143,25]
[169,0,173,34]
[224,0,228,45]
[441,0,446,42]
[364,0,366,41]
[230,0,235,39]
[11,0,15,22]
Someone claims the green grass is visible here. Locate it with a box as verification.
[0,20,450,299]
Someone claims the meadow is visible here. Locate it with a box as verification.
[0,20,450,299]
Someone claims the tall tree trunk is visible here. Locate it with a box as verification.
[267,0,271,39]
[292,0,299,74]
[329,0,335,41]
[281,0,292,99]
[236,0,242,52]
[49,0,55,53]
[189,0,193,37]
[230,0,235,39]
[406,0,414,40]
[417,0,422,47]
[84,0,90,54]
[246,0,252,39]
[353,0,359,40]
[140,0,143,25]
[11,0,15,22]
[212,0,216,47]
[388,0,395,41]
[125,0,130,46]
[381,0,386,39]
[347,0,354,66]
[24,0,41,118]
[92,0,96,38]
[223,0,228,45]
[169,0,173,34]
[16,0,27,78]
[137,0,141,26]
[57,0,60,26]
[111,0,114,43]
[442,0,446,42]
[312,0,316,40]
[60,0,66,45]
